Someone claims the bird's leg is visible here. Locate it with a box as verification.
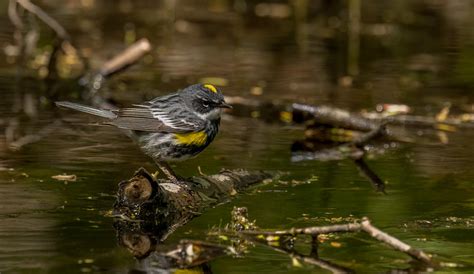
[154,160,181,184]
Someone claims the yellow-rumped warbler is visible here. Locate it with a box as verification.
[56,84,231,183]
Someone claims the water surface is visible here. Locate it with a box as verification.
[0,1,473,273]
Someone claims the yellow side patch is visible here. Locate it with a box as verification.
[203,84,218,93]
[175,131,207,146]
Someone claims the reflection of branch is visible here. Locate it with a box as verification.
[353,158,386,193]
[291,144,364,162]
[266,244,353,274]
[165,240,235,268]
[8,120,62,150]
[350,123,386,147]
[118,234,233,269]
[238,217,434,265]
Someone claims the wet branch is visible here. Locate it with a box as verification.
[240,223,361,237]
[359,218,432,264]
[238,217,433,265]
[373,114,474,129]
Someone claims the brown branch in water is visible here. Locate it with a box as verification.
[376,114,474,129]
[15,0,69,40]
[240,223,361,237]
[8,0,24,30]
[359,218,433,265]
[226,207,434,272]
[226,97,474,139]
[98,38,152,77]
[292,103,380,132]
[81,38,152,96]
[238,217,434,265]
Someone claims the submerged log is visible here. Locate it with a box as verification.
[113,168,273,243]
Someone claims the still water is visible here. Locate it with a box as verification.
[0,1,473,273]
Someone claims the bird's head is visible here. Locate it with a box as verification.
[180,84,232,120]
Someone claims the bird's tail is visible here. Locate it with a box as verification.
[55,101,117,119]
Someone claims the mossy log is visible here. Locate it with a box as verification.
[113,168,273,243]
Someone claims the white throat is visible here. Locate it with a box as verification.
[197,108,221,121]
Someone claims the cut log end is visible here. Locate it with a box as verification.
[124,175,154,204]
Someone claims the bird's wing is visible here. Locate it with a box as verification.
[110,95,205,133]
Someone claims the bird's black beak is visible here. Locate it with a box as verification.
[219,101,233,109]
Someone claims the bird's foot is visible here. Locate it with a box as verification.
[154,160,186,185]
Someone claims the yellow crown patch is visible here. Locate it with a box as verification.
[203,84,218,93]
